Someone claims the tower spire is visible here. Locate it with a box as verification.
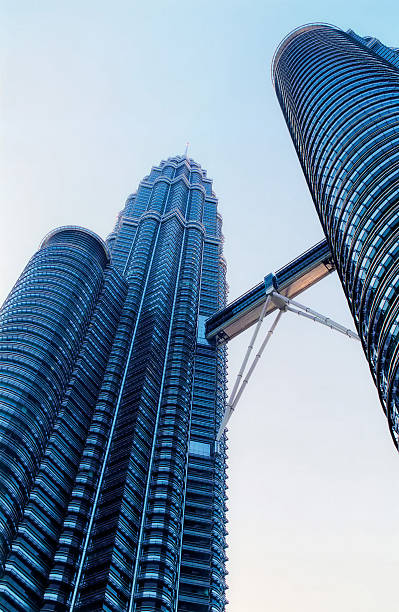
[184,141,189,158]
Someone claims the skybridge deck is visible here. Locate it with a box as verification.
[206,239,335,344]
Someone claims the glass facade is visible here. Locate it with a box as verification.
[0,155,228,611]
[273,24,399,448]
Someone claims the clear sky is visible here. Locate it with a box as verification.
[1,1,399,610]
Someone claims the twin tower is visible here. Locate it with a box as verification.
[0,23,399,612]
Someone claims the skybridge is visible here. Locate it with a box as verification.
[206,239,335,344]
[206,239,361,442]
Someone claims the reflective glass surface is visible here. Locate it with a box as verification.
[0,156,228,611]
[273,25,399,448]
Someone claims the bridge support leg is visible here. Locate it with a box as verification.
[216,291,360,446]
[216,306,283,442]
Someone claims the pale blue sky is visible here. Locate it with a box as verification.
[2,1,399,610]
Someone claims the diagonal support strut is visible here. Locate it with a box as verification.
[216,289,360,445]
[272,292,360,340]
[216,305,283,442]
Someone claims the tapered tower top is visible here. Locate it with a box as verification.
[272,23,342,83]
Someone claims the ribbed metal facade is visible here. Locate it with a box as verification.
[273,24,399,447]
[0,155,228,611]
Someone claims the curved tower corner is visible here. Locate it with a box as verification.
[273,24,399,448]
[0,226,109,573]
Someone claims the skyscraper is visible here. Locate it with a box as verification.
[0,155,228,611]
[272,24,399,449]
